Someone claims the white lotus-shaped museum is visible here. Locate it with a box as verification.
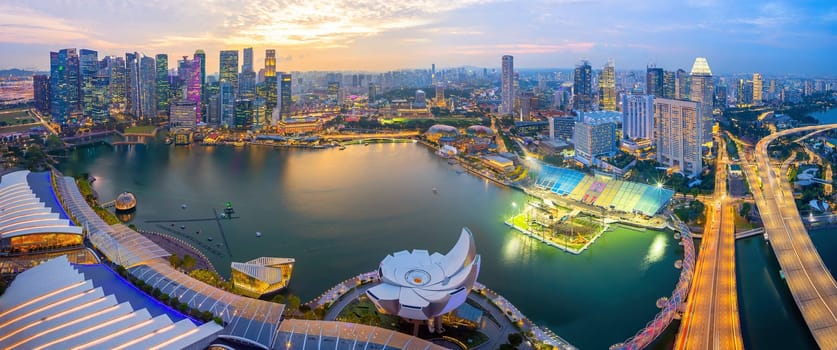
[366,227,481,320]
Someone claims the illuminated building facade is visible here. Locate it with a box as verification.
[622,94,654,140]
[646,66,664,98]
[573,60,593,111]
[264,49,277,113]
[231,257,295,297]
[501,55,514,114]
[155,54,170,116]
[105,56,127,114]
[278,73,292,121]
[79,49,98,118]
[234,99,252,129]
[573,116,617,166]
[33,74,49,114]
[689,57,714,146]
[220,50,239,95]
[219,81,235,127]
[49,48,80,124]
[169,100,197,129]
[675,68,689,100]
[655,98,703,177]
[139,56,157,119]
[599,60,616,111]
[184,56,202,123]
[752,73,763,104]
[240,47,256,99]
[125,52,141,118]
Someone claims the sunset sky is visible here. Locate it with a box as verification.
[1,0,835,75]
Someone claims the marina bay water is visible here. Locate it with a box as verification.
[58,142,680,349]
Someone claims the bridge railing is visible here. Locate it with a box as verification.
[610,215,696,350]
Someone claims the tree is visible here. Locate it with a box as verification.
[286,294,301,312]
[45,134,63,150]
[271,294,286,304]
[508,333,524,347]
[182,254,196,271]
[168,254,182,269]
[23,144,45,170]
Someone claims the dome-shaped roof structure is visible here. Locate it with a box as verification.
[465,125,494,138]
[114,192,137,211]
[426,124,459,136]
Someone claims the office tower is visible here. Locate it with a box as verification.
[501,55,514,115]
[689,57,714,146]
[434,85,443,107]
[251,98,267,130]
[599,60,616,111]
[220,50,239,94]
[739,79,754,106]
[104,56,126,113]
[573,116,616,166]
[622,94,655,140]
[573,60,593,111]
[207,94,220,126]
[155,54,170,116]
[91,59,111,122]
[139,56,156,119]
[79,49,98,118]
[663,70,675,99]
[234,99,252,129]
[547,116,575,142]
[49,48,80,124]
[675,69,688,100]
[242,47,253,73]
[715,84,727,110]
[125,52,141,118]
[768,79,776,95]
[194,50,206,102]
[278,73,292,121]
[239,48,256,99]
[264,49,277,113]
[184,56,202,123]
[752,73,763,104]
[655,98,702,177]
[33,75,50,114]
[219,81,235,127]
[431,63,436,84]
[646,66,664,98]
[169,100,197,129]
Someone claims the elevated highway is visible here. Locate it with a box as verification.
[744,124,837,348]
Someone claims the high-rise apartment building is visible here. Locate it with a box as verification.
[689,57,714,146]
[599,60,616,111]
[33,75,50,114]
[155,54,170,116]
[621,94,654,140]
[573,60,593,111]
[655,98,703,177]
[501,55,514,115]
[49,48,80,124]
[220,50,239,94]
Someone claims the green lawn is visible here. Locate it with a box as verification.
[0,109,34,125]
[124,125,157,134]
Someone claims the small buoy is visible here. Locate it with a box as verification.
[208,237,213,241]
[180,226,185,230]
[256,231,262,237]
[181,204,187,209]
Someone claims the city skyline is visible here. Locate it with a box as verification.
[1,1,835,75]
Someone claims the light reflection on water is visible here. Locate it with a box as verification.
[641,233,668,271]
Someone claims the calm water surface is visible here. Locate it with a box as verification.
[58,142,681,349]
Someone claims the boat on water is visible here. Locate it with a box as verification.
[164,137,173,145]
[339,145,346,150]
[181,204,187,209]
[180,225,185,230]
[208,237,213,241]
[432,187,438,194]
[256,231,262,237]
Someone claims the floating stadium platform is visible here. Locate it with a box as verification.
[534,165,674,216]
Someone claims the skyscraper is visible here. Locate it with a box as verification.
[239,47,256,99]
[220,50,239,94]
[655,98,703,177]
[139,56,157,119]
[598,60,616,111]
[264,49,277,113]
[125,52,141,118]
[622,94,654,140]
[278,73,292,121]
[234,99,252,129]
[689,57,714,146]
[573,60,593,111]
[675,69,689,100]
[646,66,664,98]
[663,70,675,99]
[177,56,202,123]
[104,56,126,114]
[49,48,80,124]
[573,116,616,166]
[194,50,206,104]
[501,55,514,115]
[79,49,98,118]
[33,75,50,114]
[219,81,235,127]
[155,54,170,116]
[752,73,763,104]
[92,58,110,122]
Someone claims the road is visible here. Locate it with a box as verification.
[28,108,59,135]
[743,124,837,349]
[676,136,743,350]
[322,131,420,140]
